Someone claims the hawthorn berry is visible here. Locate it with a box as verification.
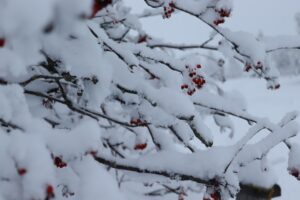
[192,76,205,89]
[169,1,175,8]
[189,72,196,77]
[182,64,206,96]
[54,157,67,168]
[163,1,175,19]
[216,9,231,17]
[210,192,220,200]
[90,0,112,18]
[244,64,252,72]
[213,18,225,26]
[203,192,220,200]
[130,118,145,126]
[187,88,196,96]
[138,35,148,43]
[134,143,147,150]
[268,83,280,90]
[0,38,5,47]
[289,168,300,180]
[91,1,101,18]
[181,84,188,89]
[46,184,55,199]
[274,84,280,89]
[17,168,27,176]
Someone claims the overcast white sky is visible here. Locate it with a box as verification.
[124,0,300,44]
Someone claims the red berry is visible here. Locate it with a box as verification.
[244,64,252,72]
[163,2,175,19]
[54,157,67,168]
[130,118,146,126]
[189,72,196,77]
[192,76,205,89]
[169,1,175,8]
[196,64,202,69]
[47,185,53,194]
[134,143,147,150]
[290,168,299,179]
[213,18,225,26]
[181,84,188,89]
[17,168,27,176]
[0,38,5,47]
[216,9,231,17]
[90,0,112,18]
[46,184,55,198]
[187,89,195,96]
[91,1,101,18]
[138,35,147,43]
[210,192,220,200]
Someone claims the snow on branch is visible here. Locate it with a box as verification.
[0,0,299,200]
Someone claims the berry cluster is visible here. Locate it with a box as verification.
[266,81,280,90]
[181,64,206,96]
[244,61,263,72]
[163,1,175,19]
[244,62,280,90]
[213,8,231,26]
[54,156,67,168]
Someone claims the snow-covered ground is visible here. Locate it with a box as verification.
[222,76,300,199]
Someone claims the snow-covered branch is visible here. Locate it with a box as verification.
[0,0,299,200]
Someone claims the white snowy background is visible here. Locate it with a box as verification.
[124,0,300,41]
